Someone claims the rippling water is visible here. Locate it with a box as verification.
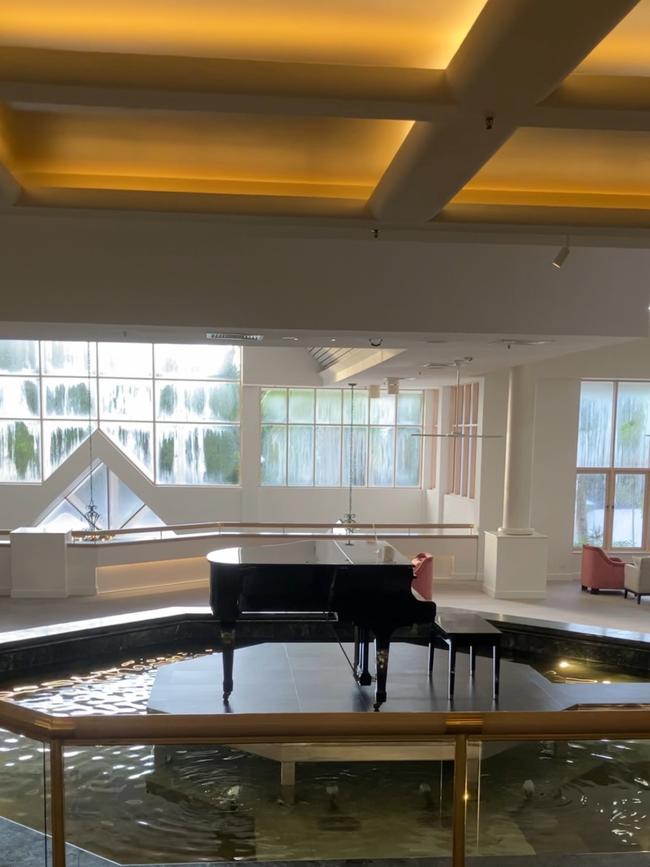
[0,649,649,863]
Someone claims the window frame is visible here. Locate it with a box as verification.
[575,379,650,551]
[0,340,242,487]
[259,386,425,489]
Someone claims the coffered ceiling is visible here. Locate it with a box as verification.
[0,0,649,228]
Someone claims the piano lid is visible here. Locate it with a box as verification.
[206,538,411,567]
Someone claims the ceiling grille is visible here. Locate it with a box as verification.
[308,347,354,371]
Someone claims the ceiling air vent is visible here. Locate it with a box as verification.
[205,332,264,342]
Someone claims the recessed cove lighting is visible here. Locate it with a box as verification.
[206,332,264,342]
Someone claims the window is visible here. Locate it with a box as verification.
[446,382,479,498]
[574,381,650,549]
[260,387,423,487]
[0,340,241,485]
[38,462,166,533]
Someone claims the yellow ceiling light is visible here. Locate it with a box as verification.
[455,127,650,210]
[576,0,650,76]
[8,106,411,200]
[0,0,487,69]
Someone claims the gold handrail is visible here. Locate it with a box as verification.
[1,700,649,867]
[2,703,649,743]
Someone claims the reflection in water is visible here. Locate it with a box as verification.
[0,650,649,862]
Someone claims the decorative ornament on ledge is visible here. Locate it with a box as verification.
[81,340,102,542]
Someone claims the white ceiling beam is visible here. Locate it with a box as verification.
[368,0,641,224]
[0,80,454,122]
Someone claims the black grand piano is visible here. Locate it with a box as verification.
[208,538,436,710]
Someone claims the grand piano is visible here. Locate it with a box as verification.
[208,538,436,710]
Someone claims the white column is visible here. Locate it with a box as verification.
[499,365,534,535]
[482,365,548,599]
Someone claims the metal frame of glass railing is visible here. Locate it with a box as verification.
[1,701,649,867]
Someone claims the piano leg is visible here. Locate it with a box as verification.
[353,625,360,671]
[220,625,235,702]
[373,633,391,711]
[358,627,372,686]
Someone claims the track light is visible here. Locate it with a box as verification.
[552,236,570,269]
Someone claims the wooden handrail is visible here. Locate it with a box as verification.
[1,701,648,744]
[68,521,476,539]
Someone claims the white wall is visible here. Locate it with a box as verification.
[1,211,648,339]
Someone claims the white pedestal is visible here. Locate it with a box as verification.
[10,527,70,598]
[483,530,548,600]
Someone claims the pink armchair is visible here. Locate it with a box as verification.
[580,545,625,593]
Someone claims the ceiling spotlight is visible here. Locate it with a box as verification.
[552,236,570,269]
[369,337,383,348]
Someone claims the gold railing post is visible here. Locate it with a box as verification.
[452,733,467,867]
[50,738,66,867]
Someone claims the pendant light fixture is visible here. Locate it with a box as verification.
[413,359,503,439]
[82,341,101,537]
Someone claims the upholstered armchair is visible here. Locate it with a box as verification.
[580,545,625,593]
[412,552,434,601]
[624,558,650,604]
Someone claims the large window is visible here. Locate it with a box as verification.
[260,388,423,487]
[0,340,241,485]
[446,382,479,498]
[574,381,650,549]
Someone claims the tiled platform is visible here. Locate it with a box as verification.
[148,640,650,715]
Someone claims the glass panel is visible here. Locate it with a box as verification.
[260,388,287,423]
[396,426,422,486]
[369,426,395,486]
[288,388,314,423]
[42,340,96,375]
[343,388,369,424]
[612,473,645,548]
[578,382,614,467]
[98,342,153,377]
[154,344,241,380]
[108,470,144,528]
[0,377,39,418]
[101,422,154,478]
[60,742,453,864]
[397,391,423,425]
[471,738,650,858]
[0,339,39,373]
[43,421,90,478]
[614,382,650,468]
[156,381,239,422]
[342,427,368,486]
[573,473,607,547]
[124,505,165,528]
[288,425,314,486]
[0,420,41,481]
[261,424,286,485]
[369,393,396,425]
[99,378,153,420]
[315,425,341,486]
[0,730,49,865]
[39,498,87,531]
[156,424,240,485]
[316,389,342,424]
[68,465,109,528]
[43,378,96,419]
